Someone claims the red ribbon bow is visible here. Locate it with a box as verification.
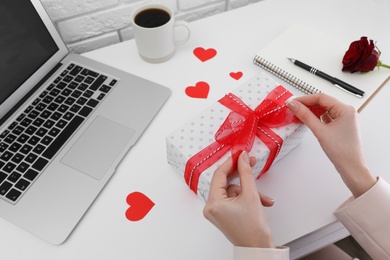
[184,86,300,194]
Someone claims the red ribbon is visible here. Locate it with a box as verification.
[184,86,302,194]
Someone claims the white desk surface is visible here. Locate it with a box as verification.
[2,0,390,259]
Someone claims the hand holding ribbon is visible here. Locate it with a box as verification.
[184,86,326,194]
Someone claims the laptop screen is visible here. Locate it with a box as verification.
[0,1,59,106]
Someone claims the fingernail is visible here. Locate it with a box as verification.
[241,151,250,164]
[266,196,275,203]
[286,99,298,112]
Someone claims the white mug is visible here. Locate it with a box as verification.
[131,4,191,63]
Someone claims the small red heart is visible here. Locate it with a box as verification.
[229,71,243,80]
[125,192,155,222]
[185,81,210,99]
[193,47,217,62]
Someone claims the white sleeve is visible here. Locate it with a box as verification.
[334,177,390,259]
[233,246,289,260]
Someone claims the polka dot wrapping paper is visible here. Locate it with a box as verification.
[166,72,308,201]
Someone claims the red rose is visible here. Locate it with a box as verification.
[342,37,380,73]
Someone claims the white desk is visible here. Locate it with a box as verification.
[2,0,390,259]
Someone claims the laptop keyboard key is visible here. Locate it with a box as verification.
[69,65,83,76]
[6,189,22,202]
[47,103,59,111]
[4,134,17,144]
[15,179,30,191]
[0,130,10,139]
[16,162,29,173]
[20,118,33,128]
[20,145,33,155]
[42,115,84,160]
[99,85,111,93]
[28,136,41,146]
[25,153,38,164]
[40,110,52,119]
[0,182,12,196]
[76,97,87,106]
[25,126,38,135]
[9,143,22,153]
[81,68,99,77]
[78,106,93,117]
[43,119,55,129]
[1,151,13,162]
[11,153,24,164]
[17,134,29,144]
[87,99,99,108]
[33,144,46,155]
[23,169,39,181]
[3,162,16,173]
[7,172,21,183]
[0,142,9,151]
[51,112,62,121]
[63,112,75,121]
[41,136,53,146]
[32,157,49,171]
[36,128,48,137]
[12,126,25,136]
[89,75,107,91]
[48,127,61,137]
[0,172,7,183]
[70,104,81,113]
[64,97,76,106]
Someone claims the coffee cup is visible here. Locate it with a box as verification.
[131,4,191,63]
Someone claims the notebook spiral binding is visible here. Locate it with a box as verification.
[253,56,320,95]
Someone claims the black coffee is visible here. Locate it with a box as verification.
[135,8,171,28]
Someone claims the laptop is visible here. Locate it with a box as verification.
[0,0,170,244]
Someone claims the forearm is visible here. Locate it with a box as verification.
[337,164,377,198]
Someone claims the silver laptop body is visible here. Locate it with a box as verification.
[0,0,170,244]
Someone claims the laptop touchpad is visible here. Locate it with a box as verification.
[61,116,135,180]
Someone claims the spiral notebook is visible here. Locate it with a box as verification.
[253,23,390,112]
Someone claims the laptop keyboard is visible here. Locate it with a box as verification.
[0,63,117,204]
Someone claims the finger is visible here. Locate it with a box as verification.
[227,184,240,198]
[227,185,275,207]
[208,157,233,200]
[228,156,256,180]
[293,93,347,120]
[259,192,275,207]
[320,111,334,124]
[293,93,338,107]
[286,99,324,134]
[236,151,258,197]
[249,156,256,167]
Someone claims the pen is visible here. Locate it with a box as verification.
[287,58,365,98]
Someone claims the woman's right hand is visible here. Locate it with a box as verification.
[286,94,376,198]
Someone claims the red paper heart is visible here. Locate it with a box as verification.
[193,47,217,62]
[229,71,243,80]
[125,192,155,222]
[185,81,210,99]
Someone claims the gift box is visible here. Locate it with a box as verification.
[166,72,308,201]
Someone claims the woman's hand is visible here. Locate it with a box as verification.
[203,151,275,248]
[287,94,377,197]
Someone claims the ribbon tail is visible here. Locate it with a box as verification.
[230,149,242,176]
[256,126,283,178]
[184,142,231,194]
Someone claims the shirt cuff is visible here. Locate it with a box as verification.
[334,176,383,212]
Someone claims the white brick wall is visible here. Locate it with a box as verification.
[41,0,262,53]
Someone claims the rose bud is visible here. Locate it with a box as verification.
[342,36,380,73]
